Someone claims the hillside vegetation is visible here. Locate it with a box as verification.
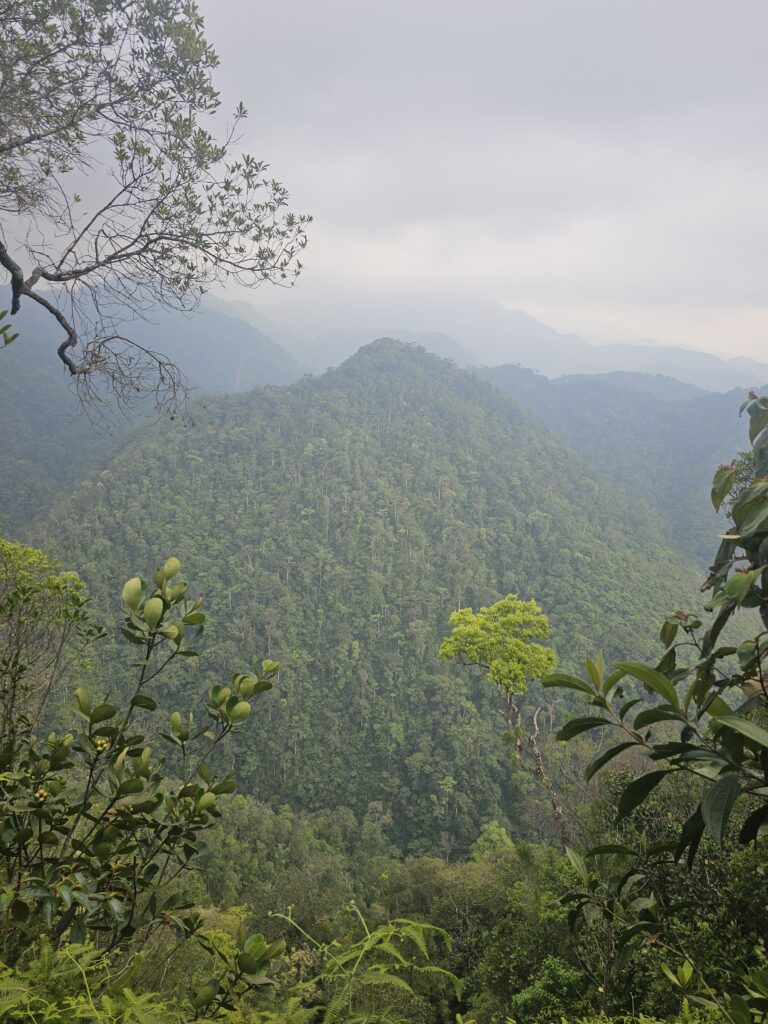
[32,341,701,853]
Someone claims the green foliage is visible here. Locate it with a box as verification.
[32,341,699,852]
[507,955,589,1023]
[480,363,755,566]
[545,394,768,860]
[0,0,309,410]
[266,907,459,1024]
[545,393,768,1020]
[0,543,284,1018]
[440,595,556,697]
[0,940,187,1023]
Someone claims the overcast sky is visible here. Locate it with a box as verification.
[201,0,768,360]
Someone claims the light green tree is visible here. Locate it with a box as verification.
[440,594,557,731]
[440,595,568,848]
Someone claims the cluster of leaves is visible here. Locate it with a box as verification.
[0,543,284,1017]
[544,393,768,1020]
[439,595,556,699]
[0,0,310,411]
[268,907,459,1024]
[0,939,185,1023]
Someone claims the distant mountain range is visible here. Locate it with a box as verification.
[477,363,755,565]
[210,295,768,392]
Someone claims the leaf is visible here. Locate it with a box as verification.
[121,628,147,646]
[614,662,679,708]
[122,577,143,610]
[131,695,157,711]
[711,465,737,511]
[739,803,768,843]
[90,703,117,724]
[617,770,670,820]
[701,774,741,843]
[633,706,684,729]
[588,843,636,857]
[721,568,762,602]
[541,672,594,695]
[585,742,637,781]
[675,807,705,868]
[117,779,145,796]
[557,716,611,741]
[739,503,768,537]
[711,713,768,749]
[565,846,589,884]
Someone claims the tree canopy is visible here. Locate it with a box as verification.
[0,0,310,413]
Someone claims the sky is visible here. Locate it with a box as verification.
[200,0,768,360]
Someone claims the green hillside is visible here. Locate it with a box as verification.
[31,341,700,852]
[479,363,750,564]
[0,300,303,536]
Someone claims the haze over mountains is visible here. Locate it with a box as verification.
[2,291,762,563]
[211,293,768,391]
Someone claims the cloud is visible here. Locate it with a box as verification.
[200,0,768,359]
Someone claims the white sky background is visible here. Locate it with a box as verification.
[201,0,768,360]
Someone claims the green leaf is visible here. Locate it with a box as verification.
[738,503,768,537]
[143,597,164,628]
[740,803,768,843]
[711,713,768,748]
[237,952,264,975]
[117,779,144,796]
[585,741,637,781]
[701,775,741,843]
[74,687,91,716]
[614,662,679,708]
[617,770,670,820]
[541,672,594,695]
[163,557,181,579]
[565,846,589,884]
[721,568,762,602]
[90,703,117,724]
[122,577,143,610]
[711,465,737,511]
[229,701,251,723]
[633,706,684,729]
[131,695,157,711]
[557,716,611,740]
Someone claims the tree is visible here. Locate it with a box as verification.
[0,543,284,1017]
[440,594,557,733]
[440,595,567,847]
[0,0,310,413]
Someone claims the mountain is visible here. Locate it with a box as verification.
[31,341,702,852]
[470,307,768,391]
[220,293,768,390]
[478,363,751,564]
[296,328,476,372]
[0,298,304,535]
[205,296,477,371]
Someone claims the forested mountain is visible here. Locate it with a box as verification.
[478,362,752,564]
[0,301,303,535]
[30,340,700,853]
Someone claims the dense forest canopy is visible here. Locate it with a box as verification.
[3,3,768,1024]
[25,341,702,854]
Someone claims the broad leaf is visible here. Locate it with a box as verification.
[614,662,679,708]
[617,770,671,820]
[701,774,741,843]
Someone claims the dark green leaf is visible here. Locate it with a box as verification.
[701,775,741,843]
[614,662,679,708]
[617,770,671,820]
[585,742,637,781]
